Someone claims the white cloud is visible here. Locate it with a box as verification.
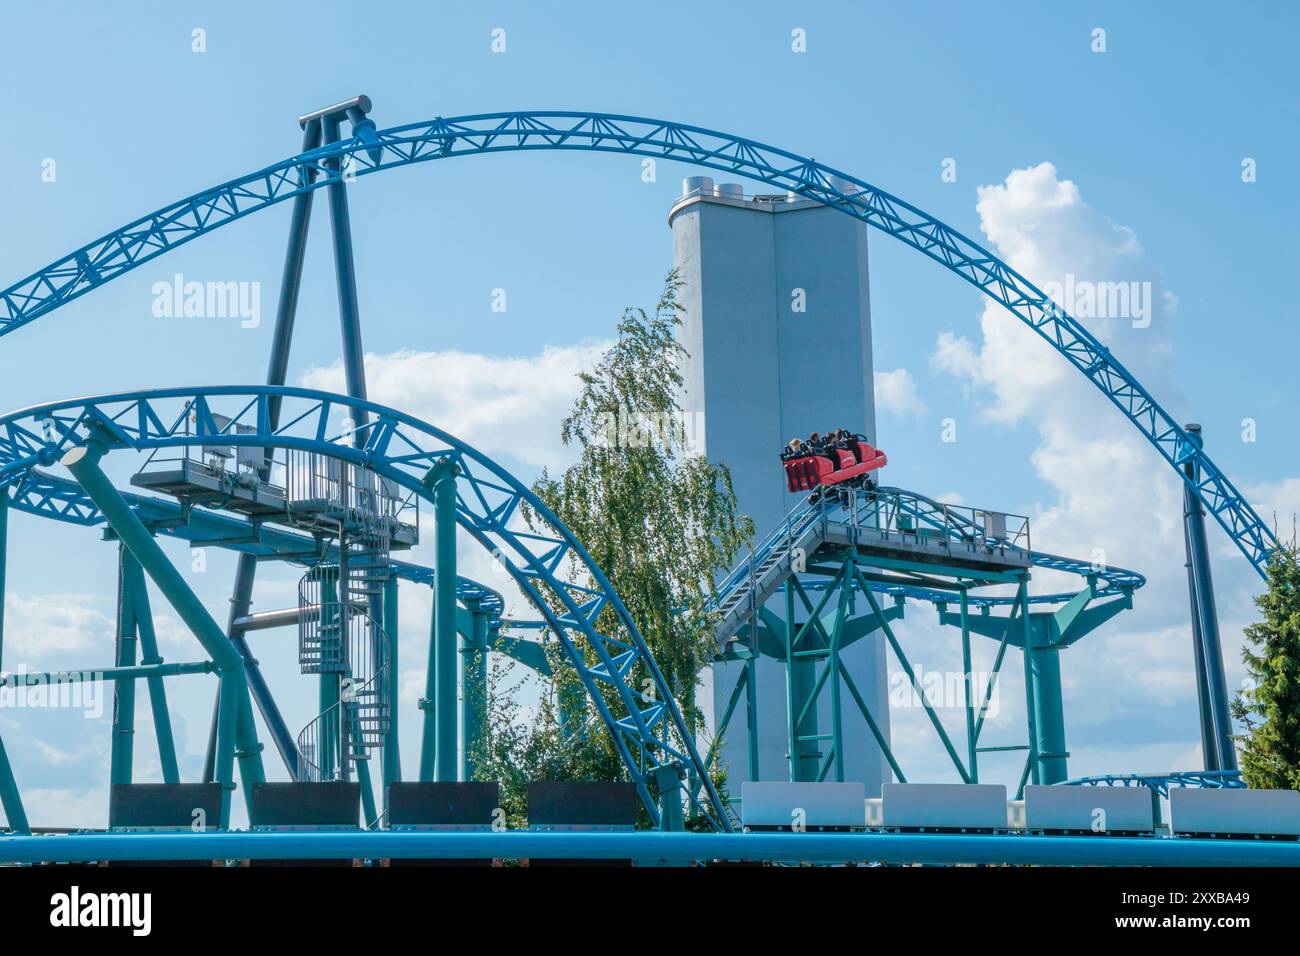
[299,343,610,472]
[1243,477,1300,545]
[925,161,1288,773]
[874,368,926,418]
[932,162,1187,577]
[18,786,106,830]
[1,593,112,659]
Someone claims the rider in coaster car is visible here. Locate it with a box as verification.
[782,436,805,459]
[835,427,862,463]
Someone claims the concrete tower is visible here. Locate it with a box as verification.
[670,177,891,794]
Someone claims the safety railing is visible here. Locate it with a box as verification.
[711,487,1033,622]
[296,600,391,782]
[849,487,1031,556]
[131,403,419,533]
[283,447,416,528]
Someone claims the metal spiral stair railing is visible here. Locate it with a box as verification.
[296,567,391,782]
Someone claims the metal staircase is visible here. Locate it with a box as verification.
[294,455,395,781]
[713,501,829,644]
[711,486,1039,646]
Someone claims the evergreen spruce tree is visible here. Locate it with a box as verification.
[1232,540,1300,789]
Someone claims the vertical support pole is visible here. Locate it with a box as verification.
[212,118,324,782]
[0,733,29,834]
[829,558,847,783]
[959,589,978,783]
[318,567,340,780]
[785,587,820,782]
[125,556,180,784]
[418,588,437,781]
[0,496,25,834]
[1181,424,1236,771]
[321,113,371,444]
[1027,622,1069,784]
[0,489,7,671]
[461,599,488,782]
[1184,516,1218,769]
[652,764,686,832]
[424,459,460,782]
[382,574,401,801]
[1018,578,1040,786]
[110,545,138,786]
[744,651,760,782]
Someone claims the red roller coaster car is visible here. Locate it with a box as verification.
[783,439,887,495]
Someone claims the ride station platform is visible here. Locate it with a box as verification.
[130,441,419,550]
[714,488,1031,645]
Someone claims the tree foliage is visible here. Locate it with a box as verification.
[473,270,753,825]
[1232,541,1300,789]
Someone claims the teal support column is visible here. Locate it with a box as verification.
[785,588,820,782]
[1027,625,1069,784]
[123,553,179,784]
[420,459,460,782]
[418,590,437,781]
[744,652,759,782]
[828,562,850,784]
[959,590,978,784]
[0,733,29,834]
[652,764,686,832]
[318,568,340,780]
[382,575,400,800]
[461,600,488,781]
[109,546,139,786]
[1018,580,1040,786]
[62,439,265,826]
[0,490,8,670]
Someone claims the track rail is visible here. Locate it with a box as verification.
[0,385,729,830]
[0,110,1277,576]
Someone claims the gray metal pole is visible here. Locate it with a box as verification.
[321,113,371,441]
[1182,507,1218,769]
[1181,424,1237,772]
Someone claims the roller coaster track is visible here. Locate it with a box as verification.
[0,110,1278,577]
[711,485,1145,644]
[0,386,729,830]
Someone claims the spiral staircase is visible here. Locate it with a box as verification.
[294,458,395,782]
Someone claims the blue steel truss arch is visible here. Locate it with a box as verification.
[0,110,1277,577]
[0,385,728,830]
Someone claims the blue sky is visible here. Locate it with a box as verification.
[1,1,1298,824]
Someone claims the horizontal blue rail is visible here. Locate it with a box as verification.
[0,830,1295,866]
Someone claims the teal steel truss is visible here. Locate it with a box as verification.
[0,109,1276,578]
